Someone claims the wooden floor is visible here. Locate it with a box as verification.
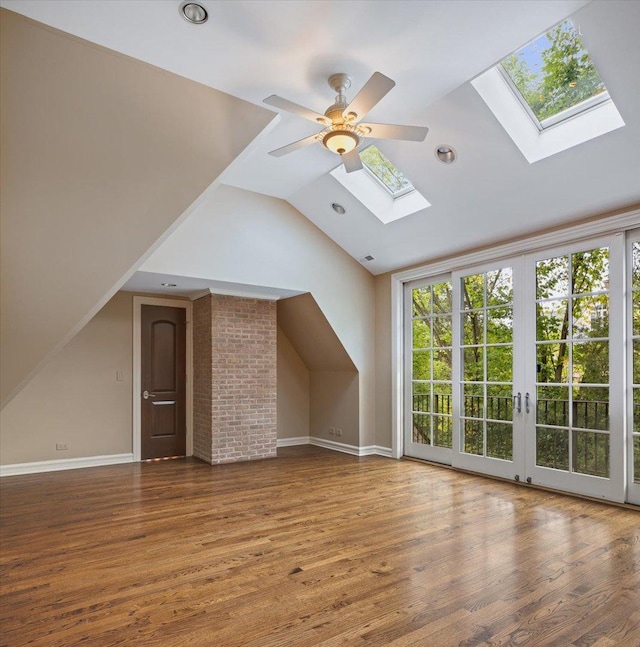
[1,446,639,647]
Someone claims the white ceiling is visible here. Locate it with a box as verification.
[4,0,640,276]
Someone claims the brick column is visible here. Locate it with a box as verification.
[192,294,277,464]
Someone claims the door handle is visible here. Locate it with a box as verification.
[514,392,522,414]
[143,390,156,399]
[525,392,531,414]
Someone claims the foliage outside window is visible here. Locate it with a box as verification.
[460,268,514,461]
[501,20,608,126]
[411,281,453,449]
[535,247,610,478]
[360,145,414,197]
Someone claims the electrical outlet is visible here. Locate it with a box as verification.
[116,371,124,382]
[56,443,68,451]
[329,427,335,435]
[335,428,343,437]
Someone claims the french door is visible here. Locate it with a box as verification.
[405,233,629,503]
[524,236,623,501]
[452,257,525,480]
[404,274,454,464]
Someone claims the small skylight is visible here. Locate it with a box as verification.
[330,146,429,225]
[499,20,608,130]
[360,145,415,198]
[472,19,624,163]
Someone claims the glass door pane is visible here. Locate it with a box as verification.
[452,260,524,480]
[526,238,623,501]
[404,278,453,463]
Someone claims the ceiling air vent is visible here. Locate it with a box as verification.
[360,255,375,263]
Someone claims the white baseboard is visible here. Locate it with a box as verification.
[1,443,393,476]
[308,437,393,458]
[0,453,134,477]
[361,445,393,458]
[276,436,310,447]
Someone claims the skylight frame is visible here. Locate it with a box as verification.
[496,64,611,132]
[360,145,416,200]
[496,20,611,133]
[471,17,625,164]
[330,157,430,225]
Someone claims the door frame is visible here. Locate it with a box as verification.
[132,296,193,462]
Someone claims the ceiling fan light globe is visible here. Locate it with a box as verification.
[323,130,359,155]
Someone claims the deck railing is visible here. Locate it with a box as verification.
[412,393,609,430]
[411,393,614,477]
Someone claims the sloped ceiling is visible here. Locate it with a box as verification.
[0,9,276,405]
[2,0,639,278]
[278,294,356,372]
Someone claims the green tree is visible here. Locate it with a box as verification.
[501,21,606,123]
[539,23,606,120]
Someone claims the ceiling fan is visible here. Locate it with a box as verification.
[263,72,428,173]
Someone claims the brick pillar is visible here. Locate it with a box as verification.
[192,294,277,464]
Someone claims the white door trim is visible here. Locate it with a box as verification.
[132,296,193,462]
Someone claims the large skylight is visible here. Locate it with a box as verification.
[499,20,609,130]
[471,19,624,163]
[360,145,415,198]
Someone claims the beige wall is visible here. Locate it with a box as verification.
[0,293,133,464]
[375,274,393,450]
[142,185,377,447]
[310,372,359,447]
[1,292,319,466]
[0,9,274,407]
[277,327,310,440]
[277,294,359,445]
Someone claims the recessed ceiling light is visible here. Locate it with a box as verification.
[179,2,208,24]
[435,145,456,164]
[331,203,346,214]
[161,282,177,287]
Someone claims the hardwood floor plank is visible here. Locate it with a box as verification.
[1,446,638,646]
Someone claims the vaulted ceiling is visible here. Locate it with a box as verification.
[4,0,639,275]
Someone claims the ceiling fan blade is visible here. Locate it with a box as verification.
[343,72,395,121]
[359,123,429,142]
[341,149,363,173]
[264,95,330,125]
[267,132,321,157]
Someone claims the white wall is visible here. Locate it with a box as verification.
[142,185,377,446]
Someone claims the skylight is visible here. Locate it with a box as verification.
[471,19,624,163]
[360,145,415,198]
[330,147,429,225]
[499,20,609,130]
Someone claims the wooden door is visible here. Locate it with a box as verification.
[141,305,186,459]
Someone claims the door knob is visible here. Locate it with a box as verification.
[143,390,156,399]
